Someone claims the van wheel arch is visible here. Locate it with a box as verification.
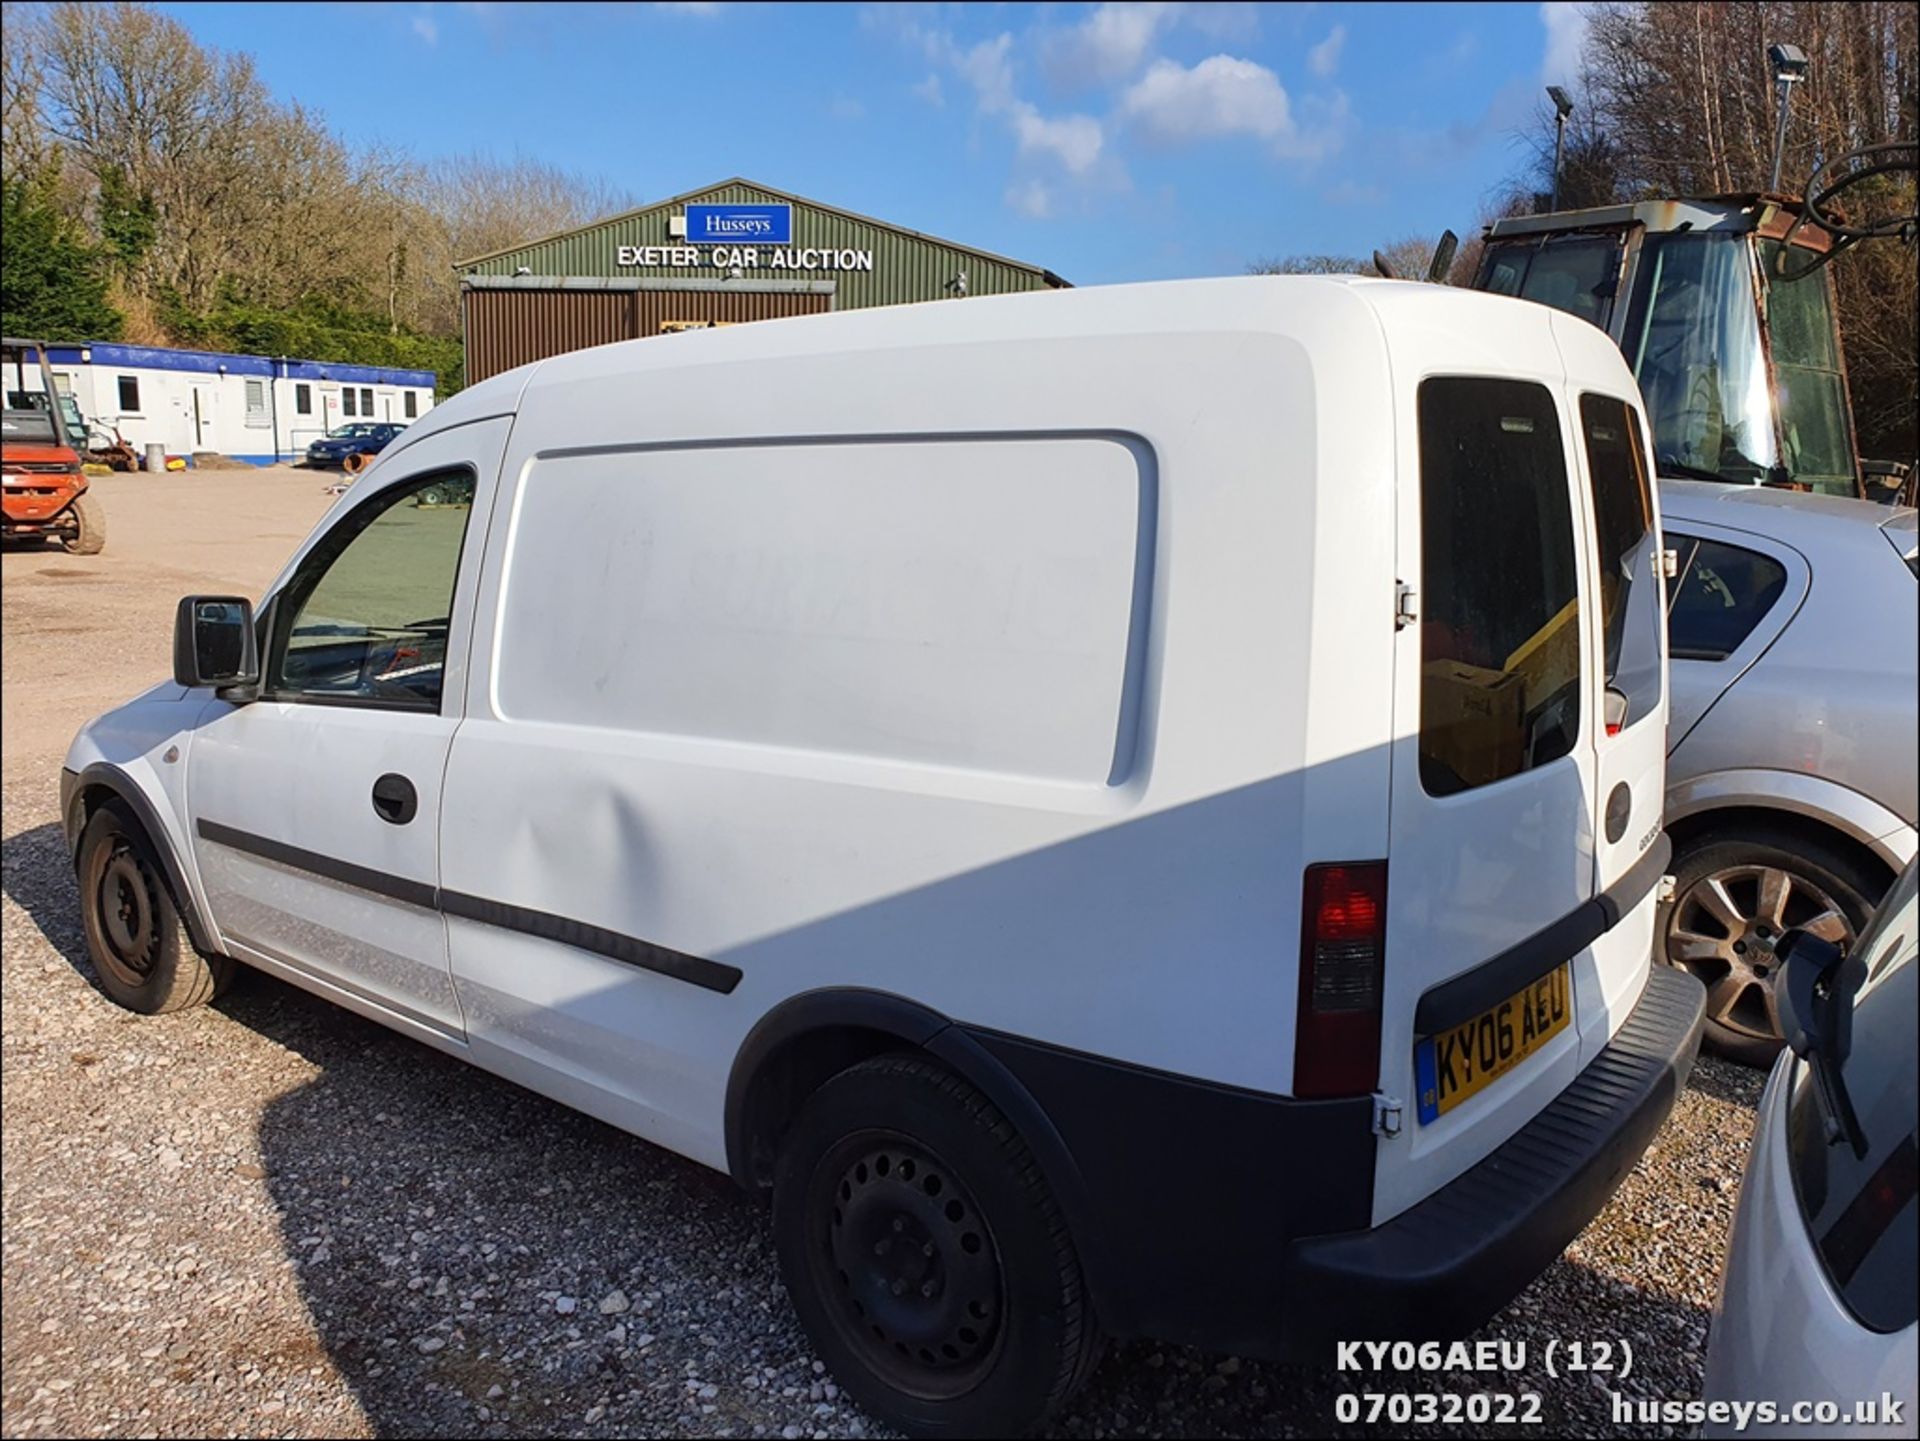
[66,766,221,958]
[724,989,1129,1334]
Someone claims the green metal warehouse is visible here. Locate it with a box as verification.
[456,177,1069,382]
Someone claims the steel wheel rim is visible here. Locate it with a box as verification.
[810,1130,1004,1400]
[1667,863,1854,1042]
[94,843,159,984]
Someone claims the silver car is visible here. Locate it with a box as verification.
[1701,859,1917,1437]
[1658,481,1917,1064]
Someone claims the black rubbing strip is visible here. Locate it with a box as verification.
[196,818,440,910]
[192,819,742,994]
[440,891,743,994]
[1414,833,1674,1036]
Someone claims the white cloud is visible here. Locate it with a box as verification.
[1308,24,1346,78]
[1005,178,1054,218]
[1122,54,1292,143]
[1539,2,1587,85]
[411,13,438,44]
[955,33,1017,111]
[1010,106,1104,173]
[1044,2,1181,89]
[911,73,945,107]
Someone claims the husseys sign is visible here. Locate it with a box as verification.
[616,203,875,273]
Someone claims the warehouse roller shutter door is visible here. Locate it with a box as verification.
[463,287,833,382]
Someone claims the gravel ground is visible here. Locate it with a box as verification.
[3,470,1766,1439]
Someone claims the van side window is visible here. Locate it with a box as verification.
[266,471,476,710]
[1579,393,1663,725]
[1665,532,1788,661]
[1418,377,1582,796]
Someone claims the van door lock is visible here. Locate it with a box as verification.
[1393,582,1418,630]
[1372,1092,1404,1138]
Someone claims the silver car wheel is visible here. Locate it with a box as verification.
[1666,863,1855,1043]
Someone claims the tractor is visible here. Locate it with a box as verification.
[2,337,105,554]
[1465,126,1917,503]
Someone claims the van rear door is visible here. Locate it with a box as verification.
[1558,314,1670,1061]
[1374,351,1599,1226]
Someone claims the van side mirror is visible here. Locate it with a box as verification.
[173,596,260,691]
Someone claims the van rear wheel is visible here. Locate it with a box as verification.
[1661,827,1883,1067]
[772,1053,1100,1438]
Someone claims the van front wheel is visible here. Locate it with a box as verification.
[772,1053,1100,1438]
[76,801,232,1013]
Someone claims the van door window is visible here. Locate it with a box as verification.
[266,471,476,710]
[1579,394,1663,726]
[1418,377,1582,795]
[1665,534,1788,661]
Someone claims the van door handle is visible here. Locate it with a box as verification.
[371,773,418,825]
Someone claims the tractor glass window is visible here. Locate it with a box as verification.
[1478,235,1624,331]
[117,376,141,413]
[1580,394,1663,726]
[1664,534,1788,661]
[267,471,476,711]
[1623,232,1777,484]
[1419,377,1582,795]
[1759,242,1857,496]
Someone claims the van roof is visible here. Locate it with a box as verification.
[524,273,1579,379]
[396,276,1618,460]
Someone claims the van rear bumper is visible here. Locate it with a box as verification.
[1277,964,1705,1358]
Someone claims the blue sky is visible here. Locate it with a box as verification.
[159,1,1588,285]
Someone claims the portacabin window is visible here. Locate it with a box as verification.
[1665,533,1789,661]
[342,388,356,417]
[360,386,374,414]
[116,375,141,413]
[244,377,269,428]
[295,383,312,416]
[1419,376,1583,796]
[404,391,418,419]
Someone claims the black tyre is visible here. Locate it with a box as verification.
[772,1053,1101,1438]
[76,801,232,1014]
[1661,825,1886,1066]
[60,492,105,555]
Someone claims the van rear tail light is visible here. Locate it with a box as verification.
[1293,861,1387,1099]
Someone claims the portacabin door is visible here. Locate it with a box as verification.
[184,417,507,1042]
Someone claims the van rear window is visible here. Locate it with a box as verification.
[1419,378,1582,796]
[1579,393,1663,724]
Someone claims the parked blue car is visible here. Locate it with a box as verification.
[305,422,405,470]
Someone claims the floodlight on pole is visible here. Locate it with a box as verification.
[1768,42,1809,192]
[1546,86,1574,211]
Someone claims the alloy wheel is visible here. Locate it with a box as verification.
[1666,863,1854,1043]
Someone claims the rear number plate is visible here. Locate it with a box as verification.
[1415,964,1571,1125]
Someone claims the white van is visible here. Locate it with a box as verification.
[63,276,1704,1437]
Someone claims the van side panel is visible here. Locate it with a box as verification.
[437,297,1399,1168]
[491,435,1150,784]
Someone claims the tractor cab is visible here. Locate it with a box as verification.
[3,337,105,553]
[1474,194,1861,497]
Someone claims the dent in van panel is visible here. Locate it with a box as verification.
[492,435,1154,785]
